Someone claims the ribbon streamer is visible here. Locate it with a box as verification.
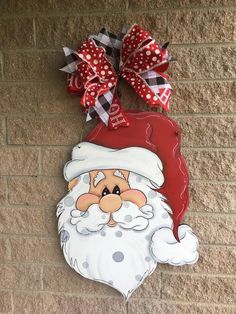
[60,24,173,129]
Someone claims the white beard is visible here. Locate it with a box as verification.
[57,172,198,299]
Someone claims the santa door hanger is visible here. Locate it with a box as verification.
[57,24,199,299]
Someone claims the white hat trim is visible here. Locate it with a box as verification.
[64,142,164,187]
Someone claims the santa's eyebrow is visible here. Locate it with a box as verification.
[94,171,105,187]
[114,170,125,180]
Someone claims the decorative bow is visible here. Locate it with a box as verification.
[60,24,173,129]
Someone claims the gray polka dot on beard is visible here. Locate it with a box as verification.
[112,251,124,262]
[82,262,89,269]
[162,212,169,219]
[64,196,74,206]
[115,231,123,238]
[145,235,151,241]
[100,230,106,237]
[101,214,107,219]
[60,230,70,243]
[124,215,132,222]
[136,175,142,182]
[82,211,89,218]
[123,202,130,208]
[83,174,90,184]
[145,256,151,262]
[135,274,142,281]
[148,190,156,199]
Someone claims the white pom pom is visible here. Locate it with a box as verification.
[150,225,199,266]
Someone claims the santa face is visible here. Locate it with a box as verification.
[57,143,199,299]
[57,171,175,298]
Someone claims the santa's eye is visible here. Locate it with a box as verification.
[112,185,120,195]
[102,187,110,197]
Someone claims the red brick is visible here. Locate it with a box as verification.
[4,51,65,81]
[0,18,34,48]
[131,268,161,299]
[8,177,65,206]
[0,118,5,145]
[0,291,12,313]
[45,208,58,237]
[0,207,46,235]
[0,264,41,290]
[190,182,236,213]
[168,9,236,44]
[37,81,80,114]
[176,116,235,148]
[10,237,63,263]
[171,81,236,114]
[7,116,84,145]
[184,213,236,245]
[0,238,11,262]
[128,299,236,314]
[14,292,126,314]
[0,147,39,175]
[1,0,128,15]
[41,147,70,176]
[160,245,236,275]
[162,273,236,304]
[0,84,37,114]
[0,177,8,205]
[128,0,236,9]
[36,14,166,49]
[184,149,236,181]
[43,265,118,296]
[169,46,236,81]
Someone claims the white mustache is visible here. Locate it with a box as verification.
[113,201,154,231]
[70,204,110,234]
[70,201,154,234]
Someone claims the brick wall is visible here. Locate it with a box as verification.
[0,1,235,313]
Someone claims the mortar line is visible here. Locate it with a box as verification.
[160,271,163,300]
[3,112,236,118]
[186,211,236,217]
[1,42,236,53]
[125,0,129,11]
[1,145,236,150]
[11,291,14,314]
[126,301,128,314]
[2,231,236,246]
[170,42,236,48]
[0,5,236,18]
[190,179,236,184]
[0,173,235,180]
[0,78,235,84]
[40,266,44,290]
[0,52,4,80]
[2,287,236,305]
[32,18,37,48]
[1,116,7,145]
[1,112,236,118]
[160,271,236,278]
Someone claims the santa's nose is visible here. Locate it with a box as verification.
[100,194,122,213]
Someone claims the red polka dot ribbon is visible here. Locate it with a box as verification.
[60,24,173,129]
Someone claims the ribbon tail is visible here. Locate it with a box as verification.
[85,88,115,126]
[123,70,171,112]
[108,90,129,130]
[60,47,80,73]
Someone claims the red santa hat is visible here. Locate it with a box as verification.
[64,111,189,240]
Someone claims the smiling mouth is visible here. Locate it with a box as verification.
[108,215,117,227]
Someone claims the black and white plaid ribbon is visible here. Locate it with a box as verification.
[60,26,173,123]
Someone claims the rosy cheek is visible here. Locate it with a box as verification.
[120,189,147,208]
[76,193,100,211]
